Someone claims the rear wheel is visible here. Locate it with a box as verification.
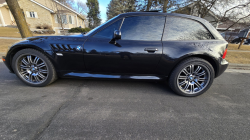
[169,58,214,97]
[12,49,57,87]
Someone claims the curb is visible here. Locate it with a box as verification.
[228,63,250,70]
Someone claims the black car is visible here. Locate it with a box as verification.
[2,12,228,97]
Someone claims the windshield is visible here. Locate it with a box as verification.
[84,15,120,36]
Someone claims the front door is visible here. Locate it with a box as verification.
[83,16,166,74]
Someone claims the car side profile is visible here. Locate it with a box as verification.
[2,12,228,97]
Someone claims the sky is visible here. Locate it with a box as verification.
[81,0,111,23]
[98,0,111,23]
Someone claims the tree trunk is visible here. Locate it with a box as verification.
[146,0,152,11]
[6,0,33,38]
[163,0,169,13]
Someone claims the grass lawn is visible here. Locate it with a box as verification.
[227,43,250,51]
[0,39,19,53]
[0,27,52,38]
[226,52,250,64]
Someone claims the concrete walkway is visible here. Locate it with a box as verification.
[0,37,22,40]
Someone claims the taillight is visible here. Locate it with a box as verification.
[222,49,227,59]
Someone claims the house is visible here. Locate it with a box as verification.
[217,21,250,33]
[0,0,86,34]
[173,2,219,28]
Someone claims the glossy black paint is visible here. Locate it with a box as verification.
[2,12,228,80]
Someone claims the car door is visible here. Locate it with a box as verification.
[83,15,166,74]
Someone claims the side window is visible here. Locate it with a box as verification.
[94,19,123,39]
[121,16,165,41]
[163,16,214,41]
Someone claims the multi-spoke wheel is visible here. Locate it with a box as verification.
[169,58,214,97]
[12,49,57,87]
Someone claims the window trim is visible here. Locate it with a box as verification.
[163,16,215,41]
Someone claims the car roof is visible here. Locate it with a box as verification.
[119,12,209,24]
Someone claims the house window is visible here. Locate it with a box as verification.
[26,11,38,18]
[61,15,67,24]
[30,12,35,18]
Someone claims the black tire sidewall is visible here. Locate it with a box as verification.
[12,49,55,87]
[169,58,215,97]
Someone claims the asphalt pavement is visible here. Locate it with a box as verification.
[0,61,250,140]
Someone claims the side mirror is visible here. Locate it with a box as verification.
[113,30,121,40]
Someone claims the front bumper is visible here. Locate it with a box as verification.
[216,58,229,77]
[2,55,14,73]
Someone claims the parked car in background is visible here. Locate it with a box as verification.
[221,32,239,42]
[244,39,250,45]
[231,38,241,44]
[2,12,228,97]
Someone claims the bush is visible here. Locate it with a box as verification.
[36,24,53,30]
[68,27,91,33]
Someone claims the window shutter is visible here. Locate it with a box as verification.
[72,16,74,24]
[26,11,30,18]
[69,15,72,24]
[65,15,68,24]
[54,14,58,23]
[34,12,38,18]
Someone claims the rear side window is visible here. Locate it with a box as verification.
[121,16,165,41]
[163,16,214,41]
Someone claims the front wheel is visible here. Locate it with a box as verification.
[169,58,214,97]
[12,49,57,87]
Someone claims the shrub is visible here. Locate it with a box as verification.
[68,27,91,33]
[36,24,53,30]
[36,25,42,29]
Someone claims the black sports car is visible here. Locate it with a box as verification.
[2,12,228,97]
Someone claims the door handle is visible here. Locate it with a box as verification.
[144,48,158,52]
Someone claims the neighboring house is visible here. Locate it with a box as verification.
[0,0,14,27]
[217,21,250,33]
[0,0,86,34]
[173,2,219,28]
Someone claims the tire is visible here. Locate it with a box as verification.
[169,57,214,97]
[12,48,57,87]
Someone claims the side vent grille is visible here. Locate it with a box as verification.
[51,44,72,51]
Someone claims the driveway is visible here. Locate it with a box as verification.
[0,61,250,140]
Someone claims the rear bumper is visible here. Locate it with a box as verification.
[216,58,228,77]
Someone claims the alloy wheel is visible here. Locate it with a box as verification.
[16,54,49,84]
[177,64,210,94]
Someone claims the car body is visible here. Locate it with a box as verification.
[2,12,229,96]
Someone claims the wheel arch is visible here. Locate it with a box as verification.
[7,45,56,73]
[168,54,219,79]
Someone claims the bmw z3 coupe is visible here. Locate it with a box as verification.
[2,12,228,97]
